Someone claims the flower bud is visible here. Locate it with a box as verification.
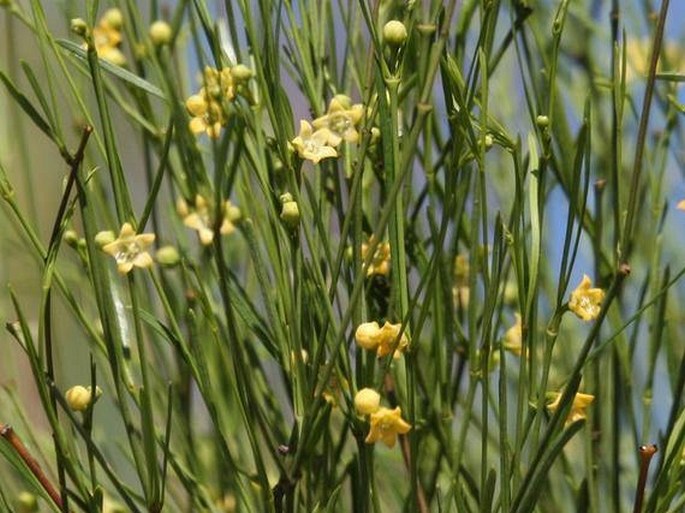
[102,8,123,30]
[536,115,550,128]
[231,64,254,83]
[355,321,380,350]
[94,230,115,248]
[149,20,172,46]
[354,388,381,416]
[63,229,79,248]
[65,385,102,412]
[280,200,300,229]
[156,245,180,267]
[70,18,88,37]
[383,20,408,47]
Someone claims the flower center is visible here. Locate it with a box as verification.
[329,113,351,134]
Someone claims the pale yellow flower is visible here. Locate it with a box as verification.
[375,321,409,359]
[312,95,364,147]
[677,199,685,211]
[291,120,338,163]
[625,37,685,82]
[568,274,605,321]
[354,388,381,416]
[547,391,595,425]
[503,313,523,356]
[361,237,391,277]
[177,195,238,245]
[101,223,155,274]
[365,406,411,447]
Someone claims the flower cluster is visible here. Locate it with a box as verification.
[355,320,409,359]
[90,8,126,66]
[185,65,253,138]
[291,95,364,164]
[98,223,156,274]
[568,274,605,321]
[354,388,411,448]
[177,194,241,245]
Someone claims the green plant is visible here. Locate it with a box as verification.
[1,1,685,512]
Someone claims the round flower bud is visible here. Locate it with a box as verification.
[94,230,115,248]
[354,388,381,416]
[149,20,172,46]
[231,64,254,83]
[383,20,408,47]
[484,133,493,149]
[63,229,79,248]
[65,385,102,412]
[103,8,124,30]
[280,200,300,229]
[16,492,38,513]
[536,115,550,128]
[70,18,88,37]
[156,245,180,267]
[355,321,380,350]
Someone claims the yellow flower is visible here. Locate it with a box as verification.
[65,385,103,412]
[312,95,364,147]
[354,388,381,416]
[375,321,409,359]
[568,274,605,321]
[361,237,391,277]
[177,195,238,245]
[90,8,126,66]
[453,254,469,286]
[365,406,411,447]
[677,199,685,211]
[546,391,595,425]
[503,313,523,356]
[355,321,381,351]
[101,223,155,274]
[291,120,338,164]
[625,37,685,82]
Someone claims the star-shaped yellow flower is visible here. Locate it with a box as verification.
[312,95,364,147]
[568,274,605,321]
[291,120,337,164]
[546,391,595,425]
[375,321,409,359]
[177,195,238,245]
[101,222,155,274]
[365,406,412,448]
